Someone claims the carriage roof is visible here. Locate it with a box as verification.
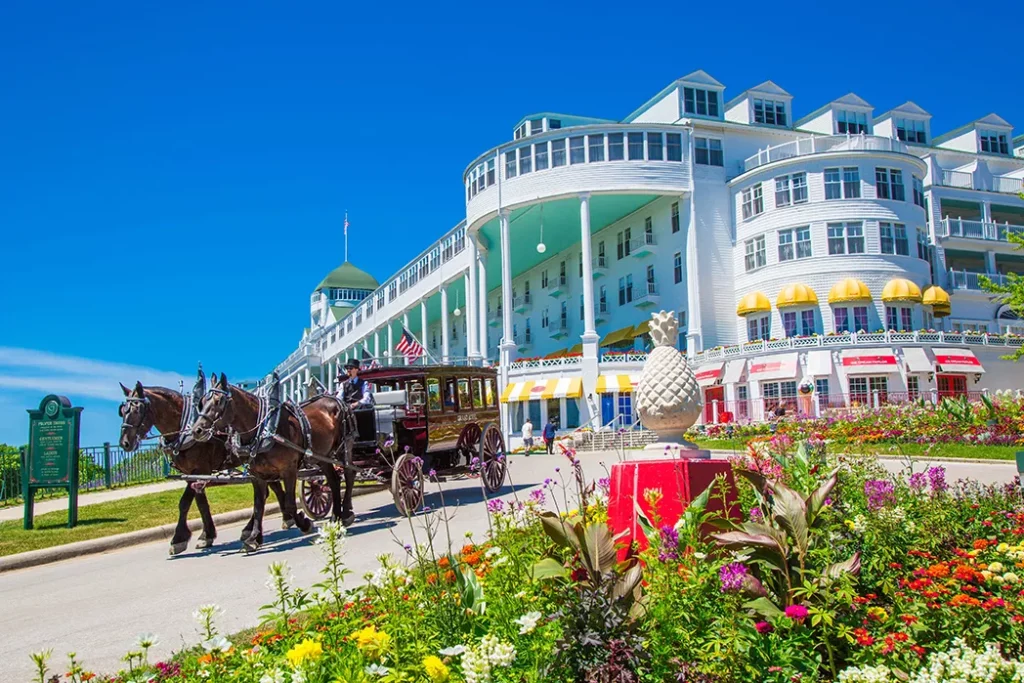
[358,364,498,383]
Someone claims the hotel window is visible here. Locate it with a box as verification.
[588,134,605,162]
[578,253,583,278]
[667,133,683,161]
[608,133,624,161]
[599,285,607,313]
[647,132,664,161]
[827,222,864,255]
[796,226,812,258]
[486,159,495,185]
[917,231,929,261]
[617,228,633,259]
[836,110,868,134]
[534,142,549,171]
[825,168,842,200]
[747,315,771,341]
[560,301,568,327]
[579,294,584,321]
[569,136,586,164]
[778,227,810,261]
[816,378,830,410]
[514,124,526,140]
[801,309,815,335]
[775,173,809,207]
[744,236,766,272]
[530,118,544,135]
[737,385,749,420]
[778,229,795,261]
[907,375,919,401]
[683,87,719,117]
[551,139,566,167]
[880,222,909,256]
[505,150,517,178]
[980,130,1009,155]
[775,175,791,207]
[618,275,634,305]
[753,98,787,126]
[782,311,798,337]
[674,252,682,283]
[791,173,808,204]
[843,167,861,198]
[885,305,913,331]
[694,137,724,166]
[518,146,532,174]
[541,270,549,289]
[741,183,764,220]
[644,216,653,241]
[912,177,924,207]
[895,118,926,144]
[671,202,680,233]
[628,133,645,160]
[541,308,549,328]
[549,119,561,130]
[875,168,905,201]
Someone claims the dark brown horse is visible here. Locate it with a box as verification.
[118,381,295,555]
[185,373,356,552]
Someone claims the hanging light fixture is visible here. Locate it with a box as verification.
[454,289,462,317]
[536,204,547,253]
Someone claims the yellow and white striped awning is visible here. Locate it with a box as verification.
[500,377,583,403]
[595,374,640,394]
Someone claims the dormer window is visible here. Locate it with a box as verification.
[980,130,1009,155]
[549,119,561,130]
[530,119,544,135]
[683,87,719,117]
[753,98,787,126]
[895,118,927,144]
[514,123,527,140]
[837,110,868,134]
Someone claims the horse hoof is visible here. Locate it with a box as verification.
[282,519,296,530]
[243,540,262,553]
[196,537,216,550]
[341,512,356,528]
[169,542,189,556]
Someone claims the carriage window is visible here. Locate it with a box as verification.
[472,378,484,408]
[485,378,496,407]
[457,379,471,410]
[444,378,457,410]
[426,379,442,413]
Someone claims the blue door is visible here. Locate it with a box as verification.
[601,393,615,428]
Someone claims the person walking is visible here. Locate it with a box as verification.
[543,417,557,454]
[521,417,534,456]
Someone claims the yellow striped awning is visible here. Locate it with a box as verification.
[600,325,635,347]
[500,380,534,403]
[539,377,583,400]
[567,343,583,354]
[595,374,639,394]
[543,348,568,359]
[632,320,651,337]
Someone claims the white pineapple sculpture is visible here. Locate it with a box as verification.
[635,311,703,445]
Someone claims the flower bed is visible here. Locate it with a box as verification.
[31,444,1024,683]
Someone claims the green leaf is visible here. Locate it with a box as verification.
[806,469,839,522]
[767,481,809,557]
[634,499,656,541]
[538,511,577,550]
[583,523,618,576]
[613,563,643,602]
[743,597,784,619]
[824,551,862,579]
[528,557,568,581]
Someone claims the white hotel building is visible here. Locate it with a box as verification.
[269,70,1024,436]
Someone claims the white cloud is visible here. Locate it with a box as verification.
[0,347,188,403]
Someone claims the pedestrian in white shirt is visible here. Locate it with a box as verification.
[521,417,534,456]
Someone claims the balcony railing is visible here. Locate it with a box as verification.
[592,254,609,277]
[993,176,1024,195]
[628,233,656,257]
[938,217,1024,242]
[936,170,1024,195]
[634,281,660,307]
[744,134,909,173]
[547,319,569,338]
[691,330,1024,366]
[948,270,1010,290]
[546,275,568,297]
[512,294,532,313]
[940,170,974,189]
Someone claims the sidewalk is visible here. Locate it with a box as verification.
[0,480,182,523]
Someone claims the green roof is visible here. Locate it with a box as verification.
[330,305,353,321]
[316,261,380,291]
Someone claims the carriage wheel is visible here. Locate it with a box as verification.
[479,423,507,494]
[391,453,425,517]
[455,423,482,466]
[299,476,334,521]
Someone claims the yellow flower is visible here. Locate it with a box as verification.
[866,606,889,622]
[350,625,391,661]
[285,639,323,668]
[844,520,855,530]
[997,542,1010,553]
[988,562,1005,574]
[423,655,450,682]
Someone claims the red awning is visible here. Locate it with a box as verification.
[934,348,985,374]
[748,353,799,381]
[694,361,725,387]
[840,348,899,375]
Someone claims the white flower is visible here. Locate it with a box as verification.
[364,664,390,677]
[201,635,231,653]
[134,633,159,650]
[259,670,286,683]
[837,663,893,683]
[693,552,707,560]
[192,604,224,622]
[439,645,466,657]
[514,611,543,634]
[290,670,306,683]
[485,547,502,558]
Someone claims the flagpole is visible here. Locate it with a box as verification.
[344,210,349,262]
[404,327,438,365]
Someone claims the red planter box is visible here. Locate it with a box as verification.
[607,458,739,560]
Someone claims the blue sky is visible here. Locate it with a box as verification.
[1,0,1021,445]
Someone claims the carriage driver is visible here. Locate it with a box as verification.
[338,358,374,410]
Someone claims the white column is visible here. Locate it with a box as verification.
[374,331,380,362]
[985,250,997,274]
[579,193,597,338]
[303,367,310,401]
[420,300,429,366]
[465,270,478,363]
[685,192,703,354]
[441,285,450,364]
[983,201,993,223]
[498,209,515,437]
[387,323,394,366]
[403,312,410,365]
[477,248,489,365]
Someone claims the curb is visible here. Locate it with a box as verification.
[0,485,386,574]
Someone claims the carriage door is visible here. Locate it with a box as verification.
[937,374,967,398]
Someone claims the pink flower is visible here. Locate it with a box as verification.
[784,604,808,622]
[754,620,773,634]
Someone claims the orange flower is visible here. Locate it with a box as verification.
[954,565,979,582]
[426,573,438,585]
[197,654,213,665]
[437,557,451,569]
[462,551,482,566]
[443,570,456,583]
[461,544,476,555]
[974,539,990,550]
[81,675,95,682]
[948,594,981,608]
[926,564,950,579]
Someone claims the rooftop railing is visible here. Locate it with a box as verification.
[743,134,909,173]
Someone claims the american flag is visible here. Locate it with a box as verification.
[344,212,349,237]
[361,348,380,370]
[395,328,424,363]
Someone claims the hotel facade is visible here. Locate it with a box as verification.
[269,70,1024,437]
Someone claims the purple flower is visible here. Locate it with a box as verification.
[597,477,610,491]
[554,467,560,473]
[529,489,546,505]
[784,604,808,622]
[749,507,763,523]
[864,479,896,511]
[403,544,412,553]
[486,499,505,514]
[908,471,927,492]
[718,562,748,593]
[543,478,553,488]
[927,466,948,494]
[428,469,437,478]
[658,525,680,562]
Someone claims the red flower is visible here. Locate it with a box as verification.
[912,645,926,657]
[900,614,919,625]
[889,563,903,569]
[974,539,989,549]
[853,628,874,646]
[893,632,909,642]
[754,621,773,635]
[570,566,588,582]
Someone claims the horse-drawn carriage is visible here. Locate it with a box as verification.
[299,364,507,518]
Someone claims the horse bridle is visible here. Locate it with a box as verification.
[119,395,152,445]
[194,385,234,439]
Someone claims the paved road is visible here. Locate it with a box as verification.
[0,481,182,523]
[0,452,1016,680]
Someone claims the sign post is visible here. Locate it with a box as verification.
[24,395,83,530]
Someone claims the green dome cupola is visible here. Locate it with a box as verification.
[316,261,379,292]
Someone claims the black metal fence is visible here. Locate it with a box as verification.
[0,444,169,507]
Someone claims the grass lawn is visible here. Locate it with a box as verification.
[691,438,1018,461]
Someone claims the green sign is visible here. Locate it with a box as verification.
[24,395,83,529]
